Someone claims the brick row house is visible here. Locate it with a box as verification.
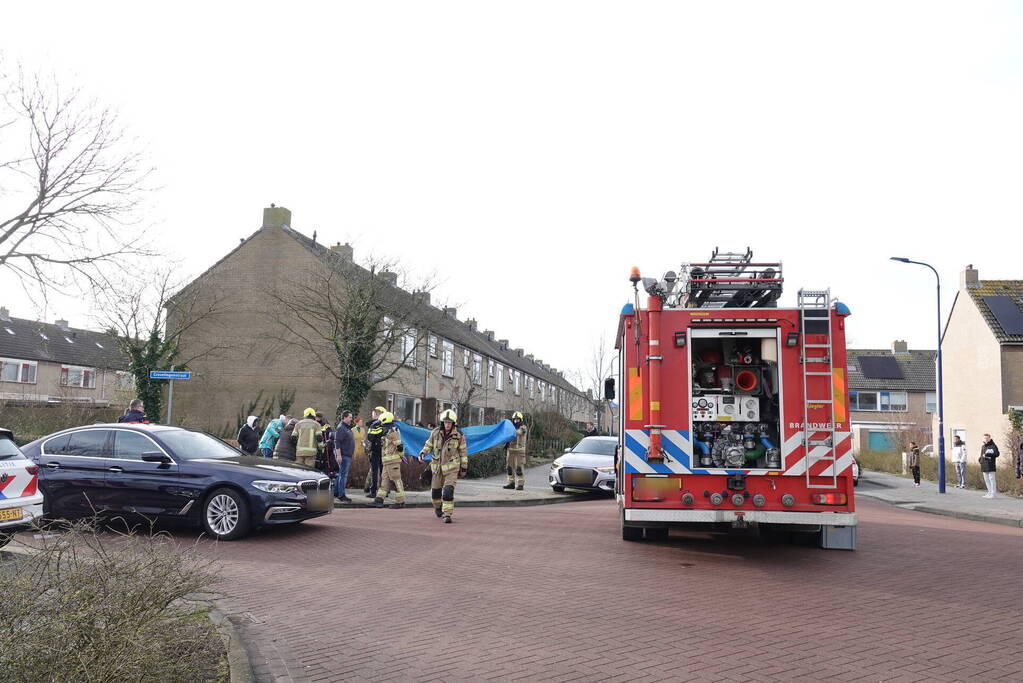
[0,307,130,406]
[846,340,936,453]
[167,207,593,431]
[938,266,1023,463]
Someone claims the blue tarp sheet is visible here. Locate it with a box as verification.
[394,419,518,460]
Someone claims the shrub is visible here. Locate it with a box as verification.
[0,520,225,683]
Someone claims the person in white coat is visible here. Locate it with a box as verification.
[951,435,968,489]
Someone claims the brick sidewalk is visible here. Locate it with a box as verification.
[858,470,1023,527]
[204,496,1023,682]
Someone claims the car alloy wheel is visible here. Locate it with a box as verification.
[202,487,251,540]
[207,494,239,536]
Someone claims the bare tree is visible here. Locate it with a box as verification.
[91,268,227,422]
[263,256,436,422]
[573,334,614,432]
[0,67,151,302]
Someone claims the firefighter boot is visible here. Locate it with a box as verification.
[516,485,524,490]
[444,515,452,523]
[369,497,384,508]
[390,502,405,509]
[435,507,444,518]
[502,483,515,489]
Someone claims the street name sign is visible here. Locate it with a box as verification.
[149,370,192,380]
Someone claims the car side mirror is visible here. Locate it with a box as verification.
[141,451,171,464]
[564,447,571,452]
[604,377,615,400]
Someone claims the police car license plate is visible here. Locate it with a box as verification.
[0,508,23,522]
[308,492,332,511]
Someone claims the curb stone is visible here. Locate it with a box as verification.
[208,607,255,683]
[907,505,1023,528]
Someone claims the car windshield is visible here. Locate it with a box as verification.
[0,435,24,461]
[156,430,241,460]
[572,438,617,456]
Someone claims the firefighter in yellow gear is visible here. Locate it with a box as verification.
[420,409,467,523]
[502,411,528,490]
[293,407,321,468]
[369,413,407,509]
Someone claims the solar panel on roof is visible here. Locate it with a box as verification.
[858,355,904,379]
[983,296,1023,336]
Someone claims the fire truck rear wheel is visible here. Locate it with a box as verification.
[622,524,643,541]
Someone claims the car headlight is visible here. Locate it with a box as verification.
[551,460,563,468]
[251,480,301,494]
[595,466,616,473]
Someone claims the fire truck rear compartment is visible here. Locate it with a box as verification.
[690,333,781,470]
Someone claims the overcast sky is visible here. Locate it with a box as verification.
[2,1,1021,381]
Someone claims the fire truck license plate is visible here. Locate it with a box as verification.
[0,508,24,522]
[632,477,681,501]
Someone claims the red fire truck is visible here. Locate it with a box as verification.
[613,249,857,550]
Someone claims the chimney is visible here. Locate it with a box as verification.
[466,318,477,332]
[0,307,9,322]
[892,340,908,353]
[262,205,292,229]
[515,348,524,357]
[330,242,354,261]
[526,353,534,362]
[961,264,979,289]
[414,291,431,306]
[443,307,458,319]
[499,339,509,350]
[56,319,70,331]
[379,271,398,286]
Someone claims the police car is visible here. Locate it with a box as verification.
[0,428,43,548]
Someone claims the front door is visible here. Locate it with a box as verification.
[106,430,182,518]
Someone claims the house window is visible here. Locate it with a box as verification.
[527,377,535,399]
[925,392,937,414]
[488,359,495,377]
[849,390,906,412]
[514,371,521,396]
[496,364,504,391]
[429,335,438,358]
[382,316,394,339]
[463,348,470,368]
[442,341,454,377]
[472,354,482,385]
[402,329,417,368]
[1,358,37,384]
[61,365,96,389]
[116,371,133,390]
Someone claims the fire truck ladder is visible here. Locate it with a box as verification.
[798,288,839,489]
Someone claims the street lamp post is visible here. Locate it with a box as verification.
[890,257,945,493]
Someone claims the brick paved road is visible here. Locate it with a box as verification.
[203,497,1023,682]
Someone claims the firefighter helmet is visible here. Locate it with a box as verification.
[303,407,316,418]
[512,411,524,421]
[374,406,387,413]
[379,411,395,425]
[439,409,457,423]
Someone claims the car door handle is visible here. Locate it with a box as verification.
[45,462,61,469]
[108,466,124,473]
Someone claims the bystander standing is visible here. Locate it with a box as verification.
[258,415,285,458]
[334,411,355,502]
[274,418,298,461]
[951,435,967,488]
[908,441,921,487]
[238,416,260,456]
[979,433,999,498]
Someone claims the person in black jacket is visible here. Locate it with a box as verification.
[979,433,999,498]
[274,419,298,461]
[237,416,260,455]
[118,399,147,423]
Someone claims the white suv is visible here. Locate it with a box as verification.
[0,428,43,548]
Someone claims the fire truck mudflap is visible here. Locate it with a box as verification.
[614,250,857,550]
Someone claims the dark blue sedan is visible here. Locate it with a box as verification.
[20,424,333,540]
